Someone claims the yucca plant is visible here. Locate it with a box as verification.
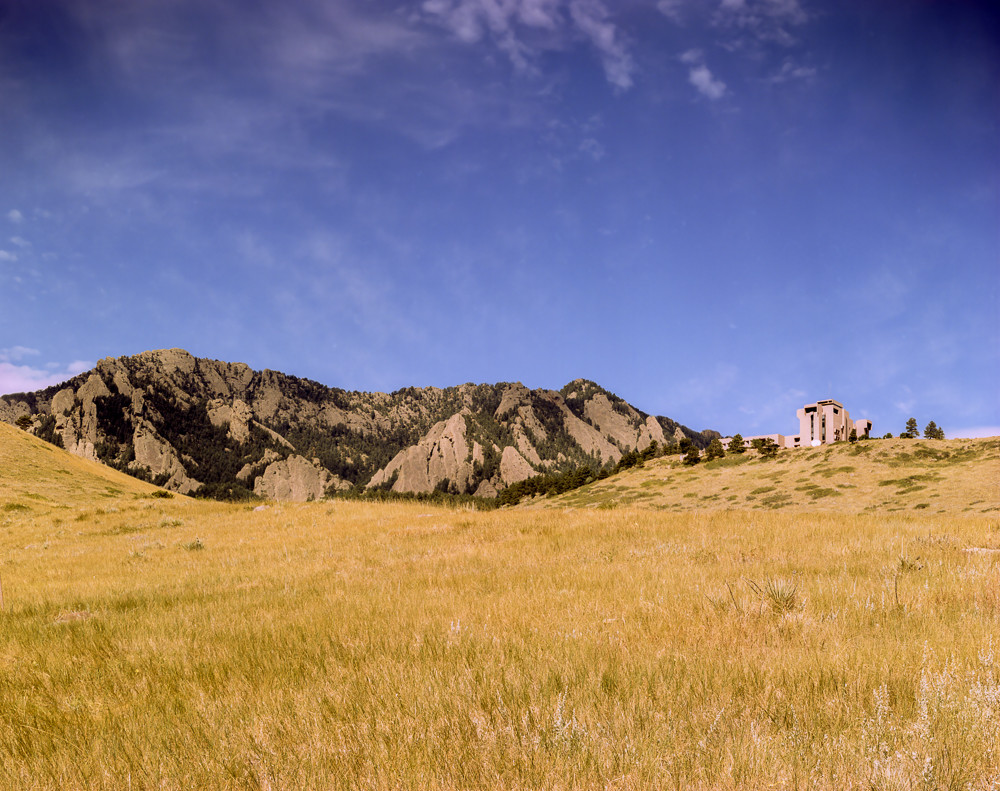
[745,576,798,614]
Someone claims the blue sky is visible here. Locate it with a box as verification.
[1,0,997,439]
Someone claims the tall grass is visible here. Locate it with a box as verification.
[0,498,998,789]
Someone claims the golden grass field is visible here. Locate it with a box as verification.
[546,436,1000,515]
[1,422,999,789]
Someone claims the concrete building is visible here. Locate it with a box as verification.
[723,399,872,450]
[796,399,871,447]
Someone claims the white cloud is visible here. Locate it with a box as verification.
[714,0,809,47]
[688,64,726,99]
[656,0,684,22]
[267,3,425,81]
[0,250,17,262]
[0,347,40,362]
[568,0,634,90]
[422,0,635,90]
[9,236,30,248]
[679,49,726,100]
[0,350,92,396]
[7,209,23,223]
[770,60,816,83]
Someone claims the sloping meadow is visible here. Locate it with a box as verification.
[549,437,1000,516]
[1,491,998,789]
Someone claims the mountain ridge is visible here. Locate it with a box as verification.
[0,348,718,500]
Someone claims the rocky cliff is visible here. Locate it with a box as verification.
[0,349,717,501]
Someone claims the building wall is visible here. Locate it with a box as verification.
[797,399,856,446]
[725,400,873,451]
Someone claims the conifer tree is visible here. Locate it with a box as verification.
[704,438,725,461]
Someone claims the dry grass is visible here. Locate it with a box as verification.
[1,424,999,789]
[547,437,1000,515]
[0,421,162,508]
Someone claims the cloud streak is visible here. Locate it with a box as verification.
[715,0,809,47]
[421,0,635,89]
[0,348,92,396]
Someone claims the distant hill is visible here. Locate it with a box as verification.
[0,349,717,501]
[0,420,163,509]
[539,436,1000,515]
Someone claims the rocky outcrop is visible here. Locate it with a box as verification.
[499,446,535,486]
[368,411,477,494]
[253,455,347,502]
[0,350,714,500]
[131,420,198,494]
[207,398,254,443]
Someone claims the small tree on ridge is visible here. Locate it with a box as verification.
[924,421,944,440]
[704,438,725,461]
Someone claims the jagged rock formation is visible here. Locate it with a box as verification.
[253,454,349,502]
[0,349,718,501]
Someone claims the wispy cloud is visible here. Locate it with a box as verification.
[715,0,809,48]
[0,250,17,262]
[656,0,684,23]
[0,347,39,362]
[688,64,726,99]
[263,2,425,84]
[578,137,605,161]
[421,0,635,89]
[0,348,92,396]
[568,0,634,90]
[769,59,816,83]
[680,50,726,99]
[9,236,31,248]
[7,209,23,223]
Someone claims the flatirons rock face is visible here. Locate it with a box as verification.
[0,349,717,501]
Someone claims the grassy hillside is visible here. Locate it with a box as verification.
[0,421,167,510]
[544,437,1000,515]
[1,428,998,789]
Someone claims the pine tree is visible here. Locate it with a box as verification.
[924,421,944,440]
[704,438,725,461]
[727,434,746,454]
[683,445,701,465]
[752,437,779,459]
[903,417,918,438]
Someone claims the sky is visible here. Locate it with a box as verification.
[1,0,997,440]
